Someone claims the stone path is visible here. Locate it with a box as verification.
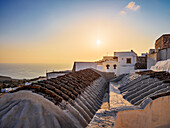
[87,82,134,128]
[87,109,116,128]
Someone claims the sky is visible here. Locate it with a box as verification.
[0,0,170,64]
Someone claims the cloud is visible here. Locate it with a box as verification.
[126,1,140,11]
[120,1,140,15]
[120,10,126,15]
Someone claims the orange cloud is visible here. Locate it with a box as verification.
[126,1,140,11]
[120,10,126,15]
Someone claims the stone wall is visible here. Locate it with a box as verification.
[157,48,170,61]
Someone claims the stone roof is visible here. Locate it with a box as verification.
[0,69,108,128]
[118,71,170,106]
[11,69,101,105]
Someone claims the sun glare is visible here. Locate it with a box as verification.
[97,40,101,45]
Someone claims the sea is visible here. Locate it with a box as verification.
[0,63,72,79]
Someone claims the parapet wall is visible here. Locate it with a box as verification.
[114,96,170,128]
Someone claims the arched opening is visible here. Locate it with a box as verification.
[113,64,117,69]
[106,64,110,69]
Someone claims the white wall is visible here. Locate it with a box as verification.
[114,52,136,66]
[114,52,136,75]
[117,56,136,66]
[74,62,97,71]
[119,66,135,75]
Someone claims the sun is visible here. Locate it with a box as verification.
[97,40,101,45]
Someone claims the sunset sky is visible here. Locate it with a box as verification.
[0,0,170,64]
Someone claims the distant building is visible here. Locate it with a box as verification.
[114,50,137,75]
[149,49,155,54]
[147,51,157,69]
[156,34,170,61]
[147,34,170,69]
[1,87,17,93]
[135,56,147,69]
[46,70,71,79]
[101,56,118,62]
[73,50,137,76]
[96,56,118,72]
[137,53,148,69]
[101,56,120,75]
[141,53,148,57]
[100,50,137,75]
[155,34,170,52]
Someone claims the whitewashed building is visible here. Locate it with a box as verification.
[96,51,137,75]
[114,51,137,75]
[72,50,137,76]
[102,61,120,75]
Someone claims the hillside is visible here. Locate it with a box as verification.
[0,75,12,82]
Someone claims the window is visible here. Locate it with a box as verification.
[106,64,110,69]
[113,65,117,69]
[126,58,131,64]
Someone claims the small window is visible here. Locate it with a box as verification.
[113,64,117,69]
[106,64,110,69]
[126,58,131,64]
